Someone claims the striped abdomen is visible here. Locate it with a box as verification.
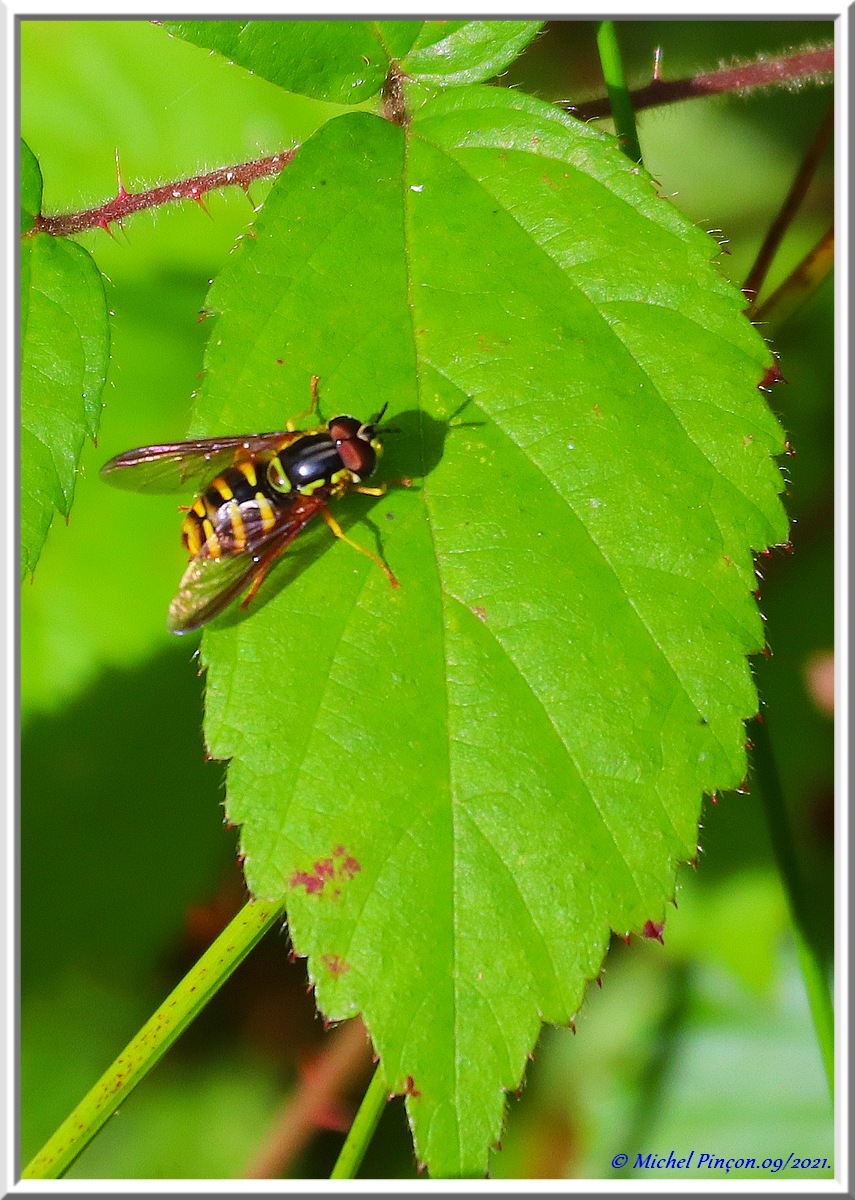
[181,438,357,560]
[181,457,285,559]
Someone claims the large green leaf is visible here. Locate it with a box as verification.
[194,88,786,1176]
[21,140,109,579]
[162,19,543,103]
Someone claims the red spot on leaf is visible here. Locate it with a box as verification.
[289,870,325,894]
[289,847,362,895]
[643,920,665,943]
[403,1075,421,1099]
[321,953,351,978]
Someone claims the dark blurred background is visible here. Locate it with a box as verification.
[21,19,833,1178]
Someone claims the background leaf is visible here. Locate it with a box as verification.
[21,228,109,579]
[21,138,42,233]
[162,19,405,104]
[402,21,544,83]
[162,19,543,103]
[194,89,787,1176]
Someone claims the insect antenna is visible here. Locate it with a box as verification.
[366,401,390,431]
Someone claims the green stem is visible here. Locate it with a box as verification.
[596,21,643,165]
[330,1064,388,1179]
[23,898,287,1180]
[750,716,834,1093]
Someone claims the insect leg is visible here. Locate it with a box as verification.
[320,505,399,588]
[286,374,321,432]
[239,542,290,610]
[353,478,413,496]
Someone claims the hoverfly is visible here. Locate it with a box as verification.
[100,376,410,634]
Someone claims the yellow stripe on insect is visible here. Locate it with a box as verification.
[228,500,246,551]
[267,457,292,493]
[202,517,222,559]
[237,460,258,488]
[255,492,276,532]
[192,497,207,518]
[184,518,203,557]
[299,478,326,496]
[213,476,234,501]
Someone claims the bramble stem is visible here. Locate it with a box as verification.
[570,45,832,122]
[26,149,297,238]
[596,21,643,164]
[244,1018,373,1178]
[22,899,286,1179]
[330,1065,388,1179]
[745,103,834,307]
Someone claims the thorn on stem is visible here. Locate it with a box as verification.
[191,191,213,220]
[115,147,129,200]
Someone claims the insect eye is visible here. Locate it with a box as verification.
[329,416,360,444]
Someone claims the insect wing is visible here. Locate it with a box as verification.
[167,494,326,633]
[100,431,305,495]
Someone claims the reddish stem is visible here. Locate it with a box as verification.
[569,46,833,121]
[243,1018,373,1179]
[744,102,834,306]
[27,149,298,238]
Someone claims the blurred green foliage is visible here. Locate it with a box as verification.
[20,18,833,1179]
